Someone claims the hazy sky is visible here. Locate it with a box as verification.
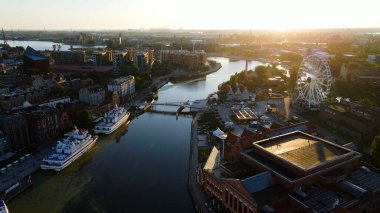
[2,0,380,30]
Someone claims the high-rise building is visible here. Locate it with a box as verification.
[112,51,128,72]
[133,51,149,70]
[92,51,113,66]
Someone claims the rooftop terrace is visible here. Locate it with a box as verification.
[257,134,348,170]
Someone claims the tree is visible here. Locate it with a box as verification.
[279,52,303,64]
[371,136,380,168]
[328,53,344,78]
[255,65,266,80]
[73,110,94,129]
[208,60,217,67]
[288,65,299,92]
[359,98,374,107]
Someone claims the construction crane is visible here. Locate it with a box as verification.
[1,28,7,45]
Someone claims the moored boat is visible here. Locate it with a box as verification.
[41,127,98,171]
[0,200,8,213]
[94,105,130,134]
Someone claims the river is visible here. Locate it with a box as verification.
[8,57,262,213]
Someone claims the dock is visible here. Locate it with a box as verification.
[0,151,49,201]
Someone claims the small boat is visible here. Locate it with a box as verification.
[0,200,8,213]
[137,99,155,114]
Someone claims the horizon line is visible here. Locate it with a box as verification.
[2,27,380,32]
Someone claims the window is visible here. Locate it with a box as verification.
[234,197,237,211]
[239,201,242,213]
[249,208,252,213]
[225,190,228,202]
[244,205,247,213]
[229,194,233,208]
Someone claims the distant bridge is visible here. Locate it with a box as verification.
[152,101,204,109]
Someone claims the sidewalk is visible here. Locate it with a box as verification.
[188,112,212,213]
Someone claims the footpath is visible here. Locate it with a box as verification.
[187,111,212,213]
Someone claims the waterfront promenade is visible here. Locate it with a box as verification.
[0,149,50,201]
[188,111,211,213]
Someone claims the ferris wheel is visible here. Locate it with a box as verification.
[296,54,332,110]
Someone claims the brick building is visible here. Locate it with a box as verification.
[21,106,60,143]
[319,101,380,141]
[198,131,380,213]
[0,114,30,154]
[52,51,86,65]
[224,122,317,161]
[57,102,86,132]
[161,50,207,69]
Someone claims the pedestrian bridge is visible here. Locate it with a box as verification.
[152,101,192,108]
[151,100,207,114]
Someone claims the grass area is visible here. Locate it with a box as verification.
[303,113,351,141]
[198,149,211,163]
[198,111,226,132]
[303,113,375,148]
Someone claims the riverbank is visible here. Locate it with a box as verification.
[208,53,267,63]
[169,63,222,82]
[7,56,255,212]
[188,109,211,213]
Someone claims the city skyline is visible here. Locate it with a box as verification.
[2,0,380,30]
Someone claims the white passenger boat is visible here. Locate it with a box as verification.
[94,105,130,134]
[0,200,8,213]
[41,127,98,171]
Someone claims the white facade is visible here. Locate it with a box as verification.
[226,86,250,101]
[39,96,70,108]
[107,76,135,100]
[242,87,250,100]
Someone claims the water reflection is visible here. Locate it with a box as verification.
[9,57,261,213]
